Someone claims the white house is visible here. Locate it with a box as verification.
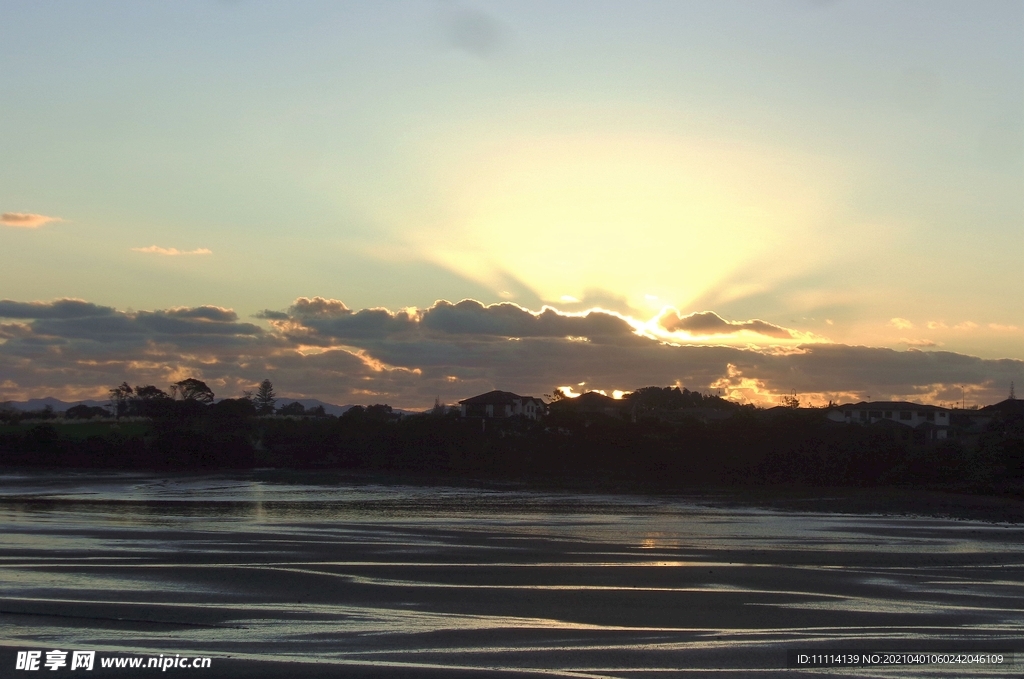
[459,390,546,420]
[827,401,950,439]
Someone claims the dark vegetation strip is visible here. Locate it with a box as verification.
[2,396,1022,504]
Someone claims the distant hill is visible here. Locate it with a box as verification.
[270,398,354,417]
[1,397,109,412]
[273,399,422,417]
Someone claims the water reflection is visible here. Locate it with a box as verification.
[2,471,1022,676]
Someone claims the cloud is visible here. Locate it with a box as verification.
[546,288,641,317]
[288,297,351,318]
[1,212,63,228]
[989,323,1019,331]
[1,296,1021,409]
[270,299,642,346]
[890,317,913,329]
[131,310,260,337]
[131,246,212,256]
[254,309,290,321]
[0,300,262,346]
[164,306,238,322]
[658,310,795,339]
[0,323,32,339]
[420,300,638,341]
[900,338,939,347]
[0,299,116,319]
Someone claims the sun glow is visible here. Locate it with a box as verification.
[411,130,840,312]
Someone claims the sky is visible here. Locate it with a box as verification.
[1,0,1022,409]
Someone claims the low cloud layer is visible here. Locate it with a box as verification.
[658,310,796,339]
[1,297,1021,408]
[2,212,62,228]
[131,246,212,256]
[0,299,116,319]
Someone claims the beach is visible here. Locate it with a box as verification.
[2,471,1022,677]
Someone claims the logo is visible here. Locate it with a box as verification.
[15,650,95,671]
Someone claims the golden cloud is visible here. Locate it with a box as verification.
[2,296,1022,410]
[1,212,63,228]
[131,246,212,256]
[657,309,796,340]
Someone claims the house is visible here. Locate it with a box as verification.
[960,398,1024,434]
[459,390,546,420]
[827,401,950,439]
[979,398,1024,416]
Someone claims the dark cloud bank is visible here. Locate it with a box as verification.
[1,297,1020,408]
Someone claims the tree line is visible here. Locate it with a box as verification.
[0,380,1021,495]
[95,378,328,419]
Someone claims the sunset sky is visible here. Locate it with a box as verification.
[2,0,1022,409]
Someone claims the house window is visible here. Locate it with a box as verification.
[884,411,892,418]
[900,411,912,420]
[938,412,947,419]
[926,412,934,421]
[870,411,882,418]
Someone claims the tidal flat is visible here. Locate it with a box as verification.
[1,471,1022,677]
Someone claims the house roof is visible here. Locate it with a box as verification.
[980,398,1024,414]
[839,401,949,412]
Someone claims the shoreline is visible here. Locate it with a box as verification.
[3,465,1023,524]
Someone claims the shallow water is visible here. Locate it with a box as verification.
[2,471,1022,677]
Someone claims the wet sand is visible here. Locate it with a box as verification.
[1,472,1022,677]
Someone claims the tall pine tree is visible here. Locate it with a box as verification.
[254,379,276,415]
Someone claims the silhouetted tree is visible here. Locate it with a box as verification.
[131,384,173,417]
[431,396,446,416]
[365,404,395,421]
[254,379,276,415]
[547,388,570,402]
[135,385,169,400]
[209,397,257,420]
[342,405,364,419]
[278,401,305,416]
[65,404,111,420]
[171,378,214,403]
[108,382,133,418]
